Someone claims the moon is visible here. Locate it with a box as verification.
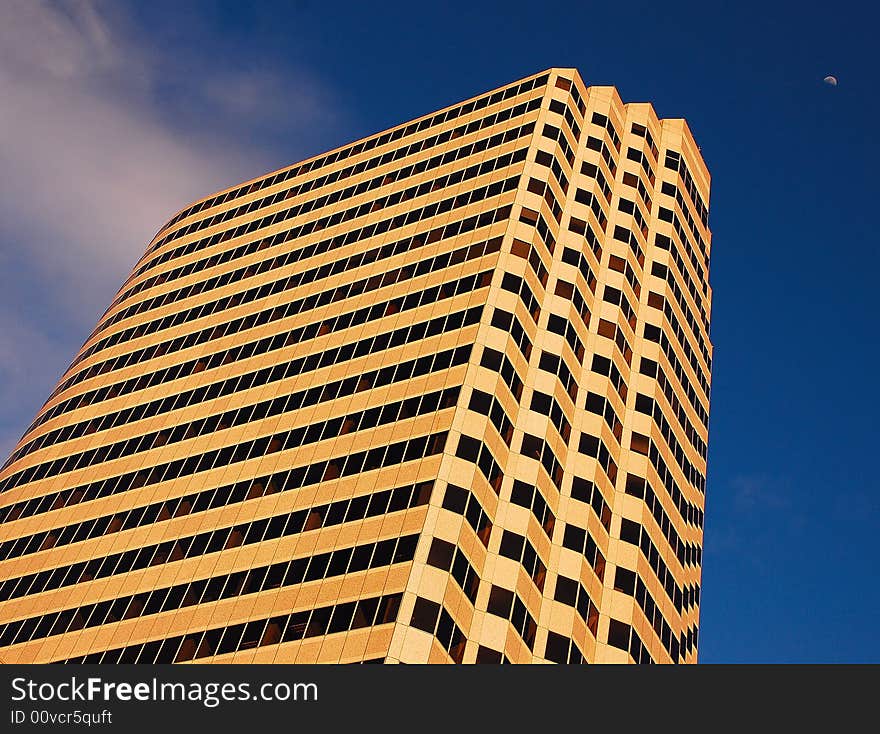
[824,75,838,86]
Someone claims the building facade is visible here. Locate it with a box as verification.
[0,68,712,664]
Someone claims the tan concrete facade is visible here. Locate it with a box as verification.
[0,68,712,664]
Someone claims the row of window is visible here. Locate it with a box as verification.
[2,393,447,537]
[140,106,540,271]
[662,180,708,274]
[649,433,705,520]
[632,422,704,505]
[651,258,710,362]
[130,155,519,325]
[10,307,475,472]
[31,260,492,489]
[70,149,523,375]
[624,471,702,564]
[51,169,520,401]
[633,430,704,531]
[150,72,549,246]
[20,386,450,537]
[21,199,509,445]
[2,302,483,519]
[662,175,709,271]
[617,570,679,662]
[63,592,404,663]
[102,197,512,371]
[0,428,433,569]
[0,533,419,648]
[99,121,533,342]
[643,351,712,455]
[618,515,687,616]
[654,234,709,330]
[635,394,706,484]
[23,239,499,469]
[664,151,708,228]
[643,321,710,410]
[0,431,449,603]
[658,206,708,297]
[13,333,471,492]
[4,261,490,492]
[98,116,527,338]
[638,376,706,460]
[614,548,699,662]
[656,289,711,383]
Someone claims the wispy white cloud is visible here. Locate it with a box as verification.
[1,1,267,303]
[0,0,341,457]
[730,474,792,512]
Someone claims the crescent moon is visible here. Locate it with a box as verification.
[823,75,838,86]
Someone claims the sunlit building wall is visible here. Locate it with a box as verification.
[0,68,712,664]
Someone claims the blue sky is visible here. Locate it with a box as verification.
[0,0,877,662]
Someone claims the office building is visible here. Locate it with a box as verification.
[0,68,712,663]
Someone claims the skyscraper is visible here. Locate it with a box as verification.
[0,68,712,664]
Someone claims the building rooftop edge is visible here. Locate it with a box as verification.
[155,66,710,239]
